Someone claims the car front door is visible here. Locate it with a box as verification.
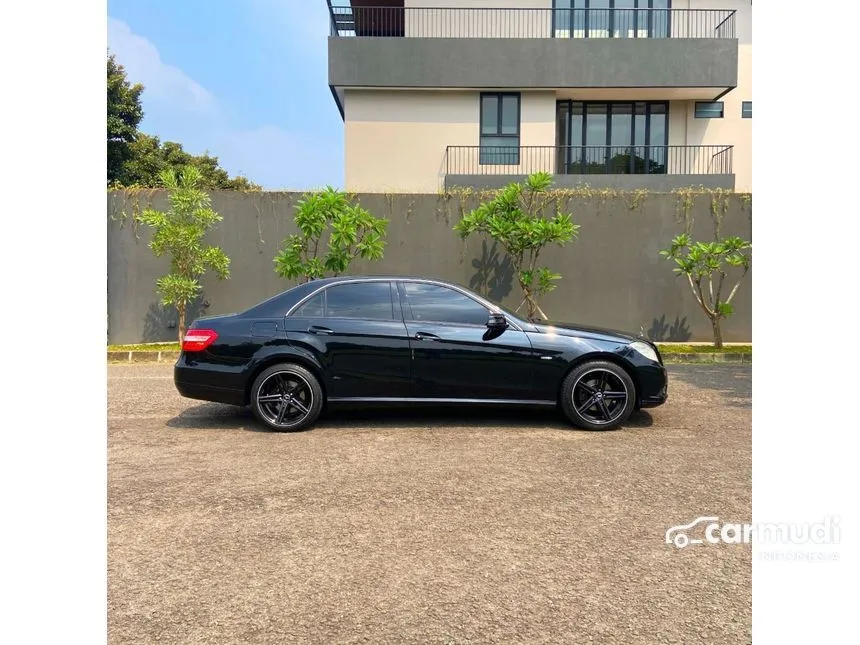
[398,281,537,401]
[283,280,411,399]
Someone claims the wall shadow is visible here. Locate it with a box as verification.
[647,314,692,342]
[142,295,209,342]
[469,240,514,303]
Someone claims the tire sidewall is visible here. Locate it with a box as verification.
[250,364,324,432]
[560,360,636,431]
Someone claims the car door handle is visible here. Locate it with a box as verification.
[414,332,440,341]
[308,325,334,335]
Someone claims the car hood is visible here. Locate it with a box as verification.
[532,321,641,344]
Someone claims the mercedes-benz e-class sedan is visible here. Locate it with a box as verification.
[174,276,667,431]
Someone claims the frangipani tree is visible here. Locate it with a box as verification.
[274,187,387,282]
[138,166,230,342]
[660,233,751,348]
[453,172,579,321]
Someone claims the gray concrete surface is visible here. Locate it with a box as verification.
[107,191,752,344]
[446,173,736,191]
[108,363,751,644]
[329,37,738,92]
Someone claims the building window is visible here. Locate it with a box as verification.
[480,93,520,165]
[556,101,668,174]
[741,101,752,118]
[553,0,671,40]
[695,101,724,119]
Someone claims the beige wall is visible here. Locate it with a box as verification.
[344,90,556,193]
[404,1,552,38]
[672,1,751,190]
[346,1,751,192]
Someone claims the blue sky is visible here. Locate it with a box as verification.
[107,0,344,190]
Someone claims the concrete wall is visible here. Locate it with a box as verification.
[107,190,752,345]
[329,37,738,91]
[446,173,734,191]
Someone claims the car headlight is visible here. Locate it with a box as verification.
[630,341,659,363]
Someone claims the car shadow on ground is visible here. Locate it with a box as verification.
[165,403,654,433]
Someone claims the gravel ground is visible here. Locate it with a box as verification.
[108,364,751,645]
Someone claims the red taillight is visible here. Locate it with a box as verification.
[181,329,218,352]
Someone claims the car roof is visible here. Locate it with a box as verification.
[307,275,461,286]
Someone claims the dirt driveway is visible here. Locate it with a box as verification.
[108,363,751,644]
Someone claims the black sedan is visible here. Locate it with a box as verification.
[174,276,667,431]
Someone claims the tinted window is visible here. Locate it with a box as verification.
[741,101,752,119]
[292,292,324,317]
[403,283,488,326]
[694,101,724,119]
[325,282,394,320]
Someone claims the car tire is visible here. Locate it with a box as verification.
[250,363,324,432]
[560,360,636,431]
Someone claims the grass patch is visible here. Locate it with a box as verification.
[107,343,181,352]
[656,344,751,354]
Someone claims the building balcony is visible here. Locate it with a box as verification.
[328,4,738,105]
[444,145,735,191]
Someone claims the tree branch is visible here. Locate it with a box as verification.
[725,267,749,305]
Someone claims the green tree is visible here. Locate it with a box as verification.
[274,187,387,282]
[454,172,579,321]
[659,233,751,348]
[122,134,260,191]
[107,51,144,185]
[106,51,260,190]
[138,166,231,342]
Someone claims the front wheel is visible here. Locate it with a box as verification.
[560,361,636,431]
[250,364,324,432]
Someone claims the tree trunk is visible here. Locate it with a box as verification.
[177,303,186,345]
[711,316,723,349]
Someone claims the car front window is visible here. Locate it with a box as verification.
[402,282,489,326]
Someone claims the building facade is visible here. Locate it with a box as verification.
[327,0,751,193]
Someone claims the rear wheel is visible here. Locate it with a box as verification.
[250,364,323,432]
[560,361,636,431]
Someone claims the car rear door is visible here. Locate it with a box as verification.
[283,280,412,399]
[397,280,537,401]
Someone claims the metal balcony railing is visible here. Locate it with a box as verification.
[328,5,736,39]
[445,145,734,177]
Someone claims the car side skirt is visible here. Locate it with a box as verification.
[327,397,557,406]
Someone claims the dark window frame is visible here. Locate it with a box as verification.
[397,281,491,328]
[479,92,521,166]
[741,101,752,119]
[694,101,724,119]
[555,99,669,174]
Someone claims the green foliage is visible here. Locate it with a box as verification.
[659,232,751,348]
[274,187,387,282]
[453,172,579,321]
[107,51,260,191]
[138,166,231,341]
[107,52,144,185]
[120,134,261,191]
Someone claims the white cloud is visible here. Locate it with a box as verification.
[108,17,219,120]
[106,17,343,190]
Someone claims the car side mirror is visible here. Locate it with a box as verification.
[487,313,508,329]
